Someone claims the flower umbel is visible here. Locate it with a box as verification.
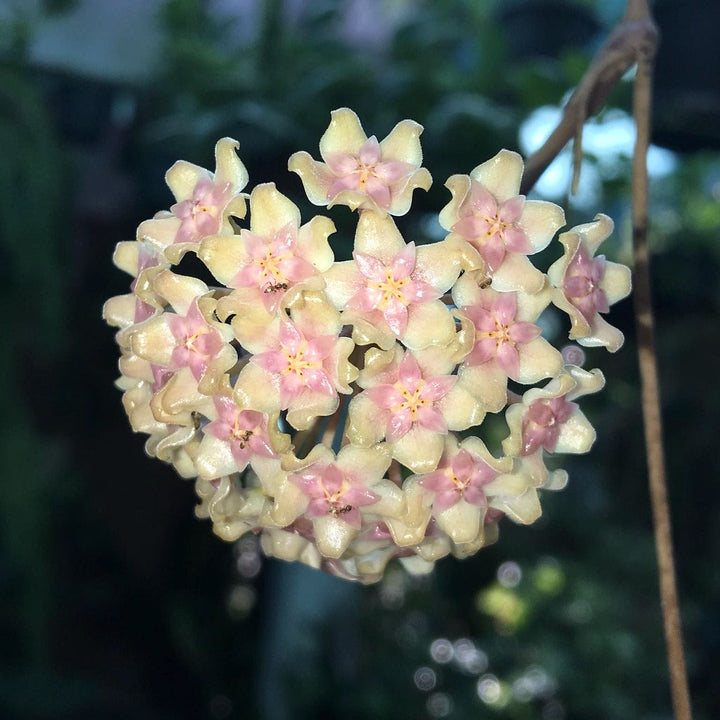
[104,109,630,584]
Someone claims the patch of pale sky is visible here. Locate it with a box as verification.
[519,105,677,205]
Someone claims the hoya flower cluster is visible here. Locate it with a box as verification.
[104,109,631,584]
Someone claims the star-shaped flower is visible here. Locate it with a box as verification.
[251,320,340,409]
[166,298,226,381]
[136,137,249,264]
[199,183,335,324]
[439,150,565,293]
[503,365,606,458]
[130,269,236,423]
[451,270,562,412]
[236,296,358,431]
[195,395,285,479]
[347,344,484,473]
[547,214,632,352]
[291,461,379,530]
[364,350,456,442]
[419,445,504,513]
[347,241,441,336]
[272,444,391,558]
[171,177,233,245]
[323,211,463,350]
[414,436,538,545]
[289,108,432,215]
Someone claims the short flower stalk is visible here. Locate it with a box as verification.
[104,109,631,584]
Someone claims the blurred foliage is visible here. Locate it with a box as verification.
[0,0,718,719]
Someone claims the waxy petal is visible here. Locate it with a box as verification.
[494,293,517,325]
[387,409,414,442]
[420,375,457,402]
[495,341,520,379]
[251,349,289,374]
[353,251,386,281]
[383,296,409,337]
[365,385,405,410]
[398,351,423,387]
[498,195,525,224]
[469,149,523,203]
[416,405,448,434]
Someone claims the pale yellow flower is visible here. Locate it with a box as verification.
[439,149,565,293]
[547,214,632,352]
[137,137,249,264]
[289,108,431,215]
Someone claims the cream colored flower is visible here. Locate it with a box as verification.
[271,443,391,559]
[137,137,248,264]
[322,211,462,350]
[415,436,539,547]
[347,344,485,473]
[193,394,291,481]
[289,108,431,215]
[547,214,632,352]
[130,270,236,424]
[452,270,562,412]
[200,183,335,328]
[234,291,358,431]
[503,365,605,458]
[439,149,565,293]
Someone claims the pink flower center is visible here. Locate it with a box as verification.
[231,226,315,314]
[251,324,336,408]
[347,244,440,337]
[166,300,224,381]
[205,400,277,470]
[418,449,498,511]
[521,396,575,455]
[365,353,455,442]
[452,184,531,272]
[171,178,232,244]
[464,294,540,379]
[291,463,379,529]
[563,246,610,323]
[325,137,413,209]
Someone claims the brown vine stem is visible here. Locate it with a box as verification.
[630,5,693,719]
[521,3,692,719]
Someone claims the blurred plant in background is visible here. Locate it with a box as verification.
[1,1,719,719]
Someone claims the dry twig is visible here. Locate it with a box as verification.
[520,2,658,195]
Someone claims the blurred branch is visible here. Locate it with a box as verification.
[519,1,658,195]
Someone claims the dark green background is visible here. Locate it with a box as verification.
[1,1,718,718]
